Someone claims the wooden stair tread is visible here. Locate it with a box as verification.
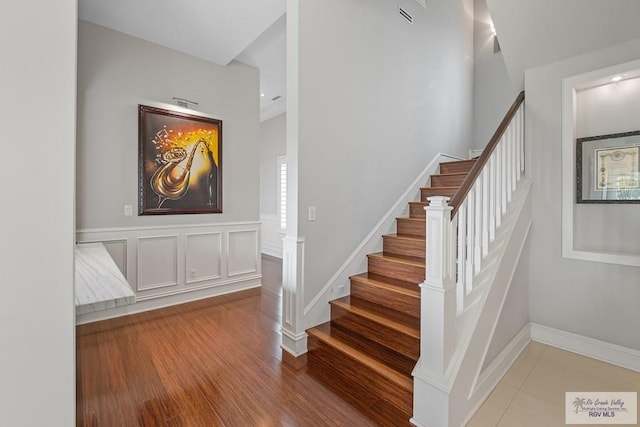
[441,159,476,166]
[382,233,424,242]
[396,217,424,222]
[367,251,425,267]
[430,171,469,178]
[331,296,420,337]
[310,322,417,378]
[350,272,420,297]
[419,185,460,191]
[307,323,413,391]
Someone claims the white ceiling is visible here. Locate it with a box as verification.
[236,14,287,121]
[79,0,287,120]
[487,0,640,90]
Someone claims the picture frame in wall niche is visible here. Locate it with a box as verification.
[576,130,640,203]
[139,105,222,215]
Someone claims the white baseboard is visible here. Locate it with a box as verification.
[281,328,308,357]
[476,324,531,393]
[530,323,640,372]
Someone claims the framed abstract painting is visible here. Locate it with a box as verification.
[138,105,222,215]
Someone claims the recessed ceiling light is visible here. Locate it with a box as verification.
[261,93,265,97]
[612,75,623,82]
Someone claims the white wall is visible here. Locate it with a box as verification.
[574,77,640,255]
[76,21,262,317]
[260,113,286,257]
[0,1,76,425]
[294,0,474,308]
[525,39,640,350]
[471,0,518,150]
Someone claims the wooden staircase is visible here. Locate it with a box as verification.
[306,158,476,425]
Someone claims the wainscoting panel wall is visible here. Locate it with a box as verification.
[137,235,179,292]
[227,229,259,276]
[185,232,223,284]
[76,222,262,324]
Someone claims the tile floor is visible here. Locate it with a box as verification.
[466,341,640,426]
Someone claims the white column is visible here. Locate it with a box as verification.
[420,197,456,375]
[281,1,307,357]
[280,236,308,356]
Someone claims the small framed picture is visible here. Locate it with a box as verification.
[576,130,640,203]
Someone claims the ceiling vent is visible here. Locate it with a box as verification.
[271,95,282,101]
[399,7,413,25]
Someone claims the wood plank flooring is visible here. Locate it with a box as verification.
[76,255,381,426]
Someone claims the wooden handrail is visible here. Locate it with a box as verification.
[449,91,525,217]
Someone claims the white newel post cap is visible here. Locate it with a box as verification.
[426,196,451,208]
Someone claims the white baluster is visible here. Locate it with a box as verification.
[506,128,512,203]
[495,145,502,228]
[465,190,475,294]
[474,178,482,274]
[456,206,466,314]
[489,155,496,241]
[520,106,525,174]
[516,109,522,181]
[482,166,489,257]
[511,121,517,192]
[501,139,507,214]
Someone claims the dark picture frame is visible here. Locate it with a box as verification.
[139,105,222,215]
[576,130,640,203]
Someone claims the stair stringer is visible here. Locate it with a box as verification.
[412,178,532,427]
[302,153,464,331]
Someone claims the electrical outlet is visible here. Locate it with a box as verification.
[189,268,197,279]
[124,205,133,216]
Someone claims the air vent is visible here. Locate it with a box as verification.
[399,6,413,25]
[272,95,282,101]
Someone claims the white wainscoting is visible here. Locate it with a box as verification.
[137,235,178,291]
[76,221,262,324]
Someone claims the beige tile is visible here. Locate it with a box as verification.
[466,382,519,427]
[501,346,542,389]
[521,358,623,408]
[527,340,547,358]
[541,346,640,390]
[497,391,566,427]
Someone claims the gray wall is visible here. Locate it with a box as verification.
[295,0,474,307]
[526,39,640,350]
[77,21,260,230]
[472,0,518,150]
[0,1,76,425]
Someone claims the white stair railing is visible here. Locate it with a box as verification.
[420,92,525,378]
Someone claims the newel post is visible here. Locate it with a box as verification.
[421,196,457,375]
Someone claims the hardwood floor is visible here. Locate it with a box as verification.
[76,255,382,426]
